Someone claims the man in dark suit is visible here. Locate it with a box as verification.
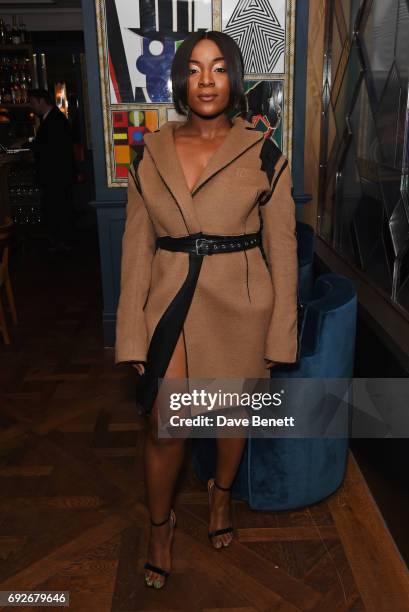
[29,88,76,251]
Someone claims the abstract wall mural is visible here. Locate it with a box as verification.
[105,0,213,104]
[222,0,286,74]
[112,109,159,179]
[95,0,295,186]
[244,80,285,148]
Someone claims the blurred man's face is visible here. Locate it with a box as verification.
[30,97,46,116]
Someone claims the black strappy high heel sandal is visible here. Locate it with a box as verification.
[144,508,176,589]
[207,478,234,549]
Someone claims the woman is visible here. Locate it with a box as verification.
[115,30,298,589]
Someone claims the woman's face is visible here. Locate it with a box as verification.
[186,39,231,118]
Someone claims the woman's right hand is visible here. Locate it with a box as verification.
[131,363,145,375]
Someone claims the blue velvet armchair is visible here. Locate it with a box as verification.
[296,221,315,304]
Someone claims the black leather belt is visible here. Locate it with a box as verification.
[156,232,261,256]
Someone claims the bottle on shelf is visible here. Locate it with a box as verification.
[10,73,18,104]
[0,18,6,45]
[26,68,32,89]
[0,81,10,105]
[5,23,12,45]
[1,58,12,103]
[19,16,27,44]
[11,15,21,45]
[19,66,27,103]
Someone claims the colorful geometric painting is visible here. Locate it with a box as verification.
[244,80,284,148]
[222,0,286,74]
[105,0,213,104]
[111,109,159,179]
[96,0,295,186]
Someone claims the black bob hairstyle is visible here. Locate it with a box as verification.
[171,30,247,117]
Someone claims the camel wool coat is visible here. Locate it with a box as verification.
[115,114,299,412]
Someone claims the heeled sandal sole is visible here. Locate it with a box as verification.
[144,509,176,587]
[207,479,234,547]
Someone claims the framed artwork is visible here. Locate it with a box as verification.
[95,0,295,187]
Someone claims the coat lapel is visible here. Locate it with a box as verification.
[189,116,264,196]
[143,119,194,231]
[143,115,264,233]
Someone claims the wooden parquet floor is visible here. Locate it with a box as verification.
[0,234,408,611]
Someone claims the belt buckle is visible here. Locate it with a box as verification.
[195,237,211,255]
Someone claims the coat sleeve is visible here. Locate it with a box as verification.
[115,164,157,365]
[259,155,299,364]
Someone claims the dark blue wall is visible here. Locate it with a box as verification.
[82,0,126,344]
[82,0,125,205]
[81,0,312,346]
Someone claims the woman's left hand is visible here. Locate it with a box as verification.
[265,359,278,369]
[131,363,145,375]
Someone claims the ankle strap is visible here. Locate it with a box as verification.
[150,509,172,526]
[214,480,233,492]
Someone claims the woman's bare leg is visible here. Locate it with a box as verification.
[209,436,247,548]
[143,331,188,587]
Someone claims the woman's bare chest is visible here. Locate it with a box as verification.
[174,131,230,193]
